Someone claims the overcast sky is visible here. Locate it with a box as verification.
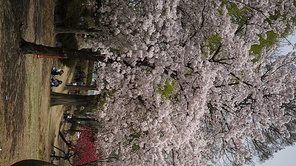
[257,145,296,166]
[256,31,296,166]
[278,31,296,55]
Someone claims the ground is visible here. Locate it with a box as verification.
[0,0,72,165]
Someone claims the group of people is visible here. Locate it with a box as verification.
[51,67,64,87]
[70,66,85,86]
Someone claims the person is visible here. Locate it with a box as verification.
[51,78,63,87]
[51,67,64,76]
[63,113,75,123]
[71,82,84,86]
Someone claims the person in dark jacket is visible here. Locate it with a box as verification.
[51,78,63,87]
[51,67,64,76]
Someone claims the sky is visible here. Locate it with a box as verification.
[257,145,296,166]
[256,31,296,166]
[277,31,296,55]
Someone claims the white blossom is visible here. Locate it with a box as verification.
[80,0,296,165]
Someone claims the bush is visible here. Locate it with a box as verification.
[73,125,101,165]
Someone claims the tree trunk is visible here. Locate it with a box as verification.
[55,26,102,34]
[64,85,97,91]
[12,160,56,166]
[71,117,98,121]
[20,39,106,61]
[50,92,100,106]
[59,131,72,147]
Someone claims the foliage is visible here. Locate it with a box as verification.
[73,125,101,165]
[124,127,147,152]
[97,89,116,108]
[157,79,177,101]
[201,33,222,56]
[250,31,279,62]
[221,0,251,26]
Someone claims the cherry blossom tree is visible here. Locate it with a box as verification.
[80,0,296,165]
[248,95,296,164]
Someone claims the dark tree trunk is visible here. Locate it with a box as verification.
[66,129,97,132]
[20,39,106,61]
[12,160,56,166]
[50,92,100,106]
[64,85,97,91]
[71,117,98,121]
[66,129,84,133]
[59,131,72,147]
[55,26,103,34]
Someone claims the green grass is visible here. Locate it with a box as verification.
[26,58,38,130]
[38,148,44,158]
[24,56,44,158]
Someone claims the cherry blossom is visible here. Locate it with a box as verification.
[78,0,296,165]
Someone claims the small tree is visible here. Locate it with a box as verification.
[72,126,101,166]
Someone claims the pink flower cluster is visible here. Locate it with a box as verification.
[73,126,101,165]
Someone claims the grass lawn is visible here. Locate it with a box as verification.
[0,0,70,165]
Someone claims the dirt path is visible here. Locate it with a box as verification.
[0,0,29,164]
[0,0,66,165]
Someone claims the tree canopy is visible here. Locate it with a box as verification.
[74,0,296,165]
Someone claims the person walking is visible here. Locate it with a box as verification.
[51,67,64,76]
